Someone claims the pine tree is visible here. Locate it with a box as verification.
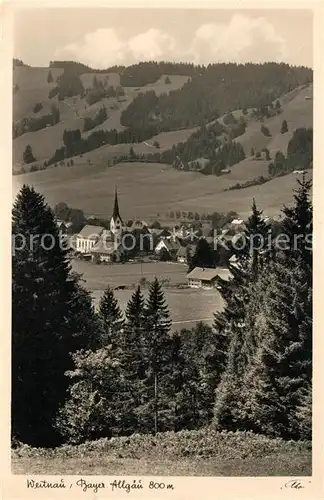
[12,185,81,446]
[98,287,125,348]
[214,199,268,341]
[281,119,288,134]
[141,277,172,433]
[280,172,312,269]
[114,286,148,433]
[47,69,53,83]
[237,260,312,439]
[23,145,36,164]
[189,238,215,271]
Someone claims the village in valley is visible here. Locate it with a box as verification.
[11,7,314,480]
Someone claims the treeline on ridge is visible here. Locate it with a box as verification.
[121,63,312,131]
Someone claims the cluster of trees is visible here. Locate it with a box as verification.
[47,124,164,165]
[251,99,282,120]
[227,175,269,191]
[13,105,60,139]
[85,77,125,106]
[13,58,28,68]
[268,128,313,177]
[48,67,85,101]
[119,61,200,86]
[83,106,107,131]
[112,121,245,176]
[213,179,312,439]
[120,63,312,131]
[12,177,312,447]
[53,201,86,233]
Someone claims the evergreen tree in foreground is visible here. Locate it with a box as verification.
[12,185,85,446]
[214,177,312,439]
[213,199,268,367]
[141,277,172,434]
[98,286,125,348]
[236,260,312,439]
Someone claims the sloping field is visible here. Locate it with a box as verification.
[13,160,311,220]
[235,84,313,158]
[13,69,191,167]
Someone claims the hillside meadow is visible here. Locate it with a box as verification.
[13,66,190,165]
[12,158,312,220]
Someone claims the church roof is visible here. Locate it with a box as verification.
[112,187,123,223]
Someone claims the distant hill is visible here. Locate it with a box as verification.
[12,59,313,218]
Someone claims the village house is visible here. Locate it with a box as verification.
[91,240,124,264]
[176,243,197,264]
[154,238,182,260]
[187,267,231,289]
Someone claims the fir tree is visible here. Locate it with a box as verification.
[23,145,36,164]
[281,119,288,134]
[237,260,312,439]
[280,172,312,269]
[47,69,53,83]
[189,238,215,271]
[12,185,79,446]
[98,286,125,348]
[141,277,172,434]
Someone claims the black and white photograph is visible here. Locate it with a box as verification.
[5,2,319,489]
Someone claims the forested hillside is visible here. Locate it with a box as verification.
[120,62,312,130]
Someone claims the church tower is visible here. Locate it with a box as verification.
[110,187,124,242]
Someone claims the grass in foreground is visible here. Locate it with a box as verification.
[12,428,311,476]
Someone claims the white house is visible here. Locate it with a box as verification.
[76,225,105,254]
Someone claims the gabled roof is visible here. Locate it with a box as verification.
[187,267,219,281]
[187,267,232,282]
[157,238,181,252]
[77,224,105,239]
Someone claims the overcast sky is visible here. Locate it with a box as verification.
[13,8,313,68]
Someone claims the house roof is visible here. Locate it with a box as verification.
[187,267,219,281]
[157,238,181,251]
[77,224,105,239]
[187,267,232,282]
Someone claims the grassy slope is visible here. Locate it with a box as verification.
[12,429,311,476]
[13,69,189,165]
[12,69,312,219]
[12,158,313,220]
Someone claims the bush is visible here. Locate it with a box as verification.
[261,124,271,137]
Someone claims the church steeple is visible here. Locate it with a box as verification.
[112,186,121,222]
[110,186,124,241]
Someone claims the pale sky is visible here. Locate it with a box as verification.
[13,8,313,69]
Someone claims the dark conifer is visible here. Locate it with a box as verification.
[12,185,76,446]
[98,286,125,348]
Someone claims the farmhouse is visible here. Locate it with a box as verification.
[187,267,231,289]
[155,238,181,259]
[176,244,197,264]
